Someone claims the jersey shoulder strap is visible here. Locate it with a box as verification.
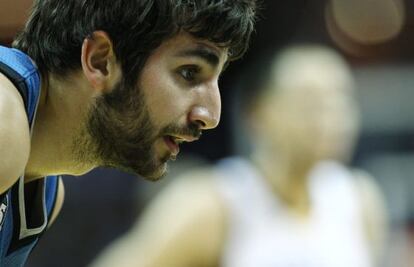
[0,45,41,123]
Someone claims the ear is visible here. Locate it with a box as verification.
[81,31,121,93]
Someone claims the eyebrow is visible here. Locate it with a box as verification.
[174,46,221,67]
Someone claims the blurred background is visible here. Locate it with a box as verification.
[2,0,414,266]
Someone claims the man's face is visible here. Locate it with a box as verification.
[259,72,359,164]
[76,32,227,180]
[275,84,359,161]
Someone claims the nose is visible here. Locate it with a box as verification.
[188,84,221,130]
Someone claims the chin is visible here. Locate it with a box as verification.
[140,162,168,182]
[141,151,174,181]
[109,150,172,181]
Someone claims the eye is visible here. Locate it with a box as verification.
[179,65,200,82]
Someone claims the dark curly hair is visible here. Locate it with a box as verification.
[13,0,257,86]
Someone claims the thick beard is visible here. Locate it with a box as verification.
[71,79,168,181]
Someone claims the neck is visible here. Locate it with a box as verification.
[24,72,96,181]
[252,144,315,217]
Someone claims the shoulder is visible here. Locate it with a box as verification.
[139,168,227,266]
[93,168,227,267]
[351,168,388,262]
[338,167,386,217]
[148,168,226,226]
[0,73,30,194]
[351,169,385,209]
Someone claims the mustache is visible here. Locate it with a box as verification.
[160,123,202,139]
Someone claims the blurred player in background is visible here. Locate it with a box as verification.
[0,0,257,265]
[91,45,387,267]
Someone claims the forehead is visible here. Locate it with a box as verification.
[266,62,354,100]
[150,31,229,63]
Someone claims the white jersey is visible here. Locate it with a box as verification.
[215,157,372,267]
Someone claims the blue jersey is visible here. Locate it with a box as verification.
[0,46,59,267]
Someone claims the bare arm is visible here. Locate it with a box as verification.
[90,169,227,267]
[353,169,388,265]
[0,73,30,194]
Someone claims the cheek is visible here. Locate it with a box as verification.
[139,67,187,127]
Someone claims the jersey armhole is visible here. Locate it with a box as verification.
[0,61,29,112]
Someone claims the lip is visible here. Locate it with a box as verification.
[163,136,180,156]
[172,135,199,143]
